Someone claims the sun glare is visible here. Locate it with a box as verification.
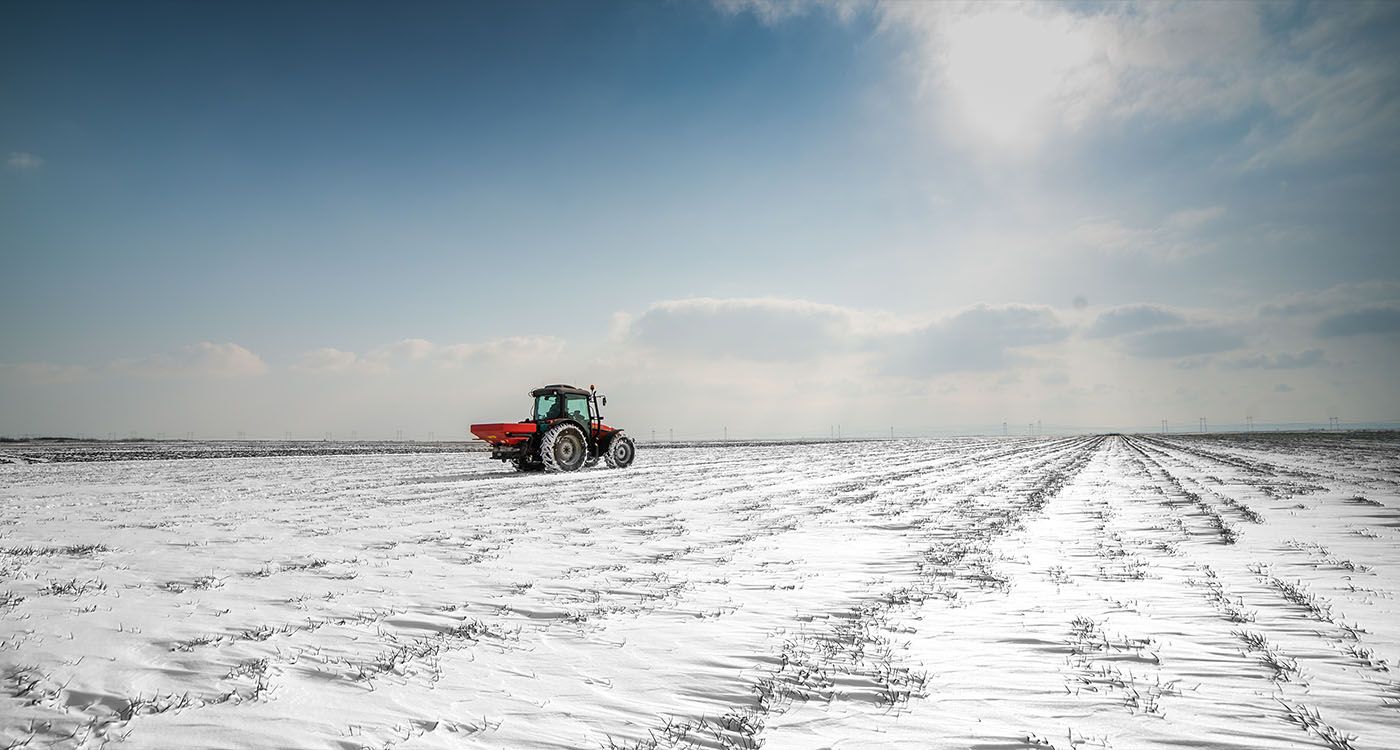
[940,8,1096,151]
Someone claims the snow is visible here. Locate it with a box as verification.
[2,434,1398,749]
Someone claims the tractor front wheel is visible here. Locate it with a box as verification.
[604,433,636,469]
[540,423,588,472]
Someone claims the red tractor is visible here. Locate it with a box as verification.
[470,384,636,472]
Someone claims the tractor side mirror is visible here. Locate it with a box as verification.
[599,396,607,406]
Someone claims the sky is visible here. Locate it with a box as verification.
[2,0,1399,439]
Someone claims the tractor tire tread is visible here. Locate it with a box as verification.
[604,432,637,469]
[540,422,587,472]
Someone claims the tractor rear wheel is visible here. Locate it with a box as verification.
[603,433,636,469]
[540,423,587,472]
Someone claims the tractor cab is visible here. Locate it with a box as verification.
[529,383,608,434]
[531,386,593,429]
[470,384,635,473]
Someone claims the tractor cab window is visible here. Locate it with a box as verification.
[565,395,591,425]
[533,394,564,421]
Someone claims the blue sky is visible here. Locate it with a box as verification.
[3,1,1399,438]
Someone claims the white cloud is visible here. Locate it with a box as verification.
[1220,349,1326,370]
[872,1,1399,165]
[293,336,566,374]
[293,347,365,374]
[6,152,42,170]
[619,297,1072,377]
[1164,206,1226,231]
[905,4,1106,151]
[1118,325,1245,359]
[368,338,435,363]
[716,2,1399,166]
[3,343,267,384]
[6,292,1395,435]
[0,362,94,385]
[437,336,564,366]
[1086,304,1185,338]
[1083,304,1249,359]
[1245,5,1400,167]
[110,342,268,378]
[1064,206,1223,261]
[881,304,1069,376]
[624,297,867,362]
[713,0,861,24]
[1259,281,1400,317]
[1317,305,1400,338]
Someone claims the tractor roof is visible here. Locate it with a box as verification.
[530,384,592,398]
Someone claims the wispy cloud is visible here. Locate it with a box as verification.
[1086,304,1185,338]
[369,338,435,363]
[1085,305,1249,360]
[293,336,566,374]
[1064,207,1224,261]
[111,342,268,378]
[1317,305,1400,337]
[712,0,860,24]
[1259,281,1400,318]
[2,343,268,384]
[1219,348,1326,370]
[726,1,1400,166]
[6,152,42,170]
[624,297,863,362]
[0,362,94,385]
[1117,325,1245,359]
[292,347,365,374]
[1164,206,1226,231]
[1253,283,1400,343]
[619,297,1069,376]
[437,336,563,366]
[881,304,1069,376]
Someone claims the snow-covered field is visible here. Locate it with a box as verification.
[2,434,1398,749]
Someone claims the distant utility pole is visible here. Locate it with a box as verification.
[428,431,435,442]
[651,429,656,442]
[1002,421,1008,436]
[1161,419,1168,434]
[1028,423,1034,436]
[1037,419,1042,436]
[723,426,727,441]
[396,429,403,441]
[890,426,894,440]
[1329,416,1339,430]
[669,428,673,442]
[1246,415,1253,432]
[1199,417,1207,433]
[837,424,842,439]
